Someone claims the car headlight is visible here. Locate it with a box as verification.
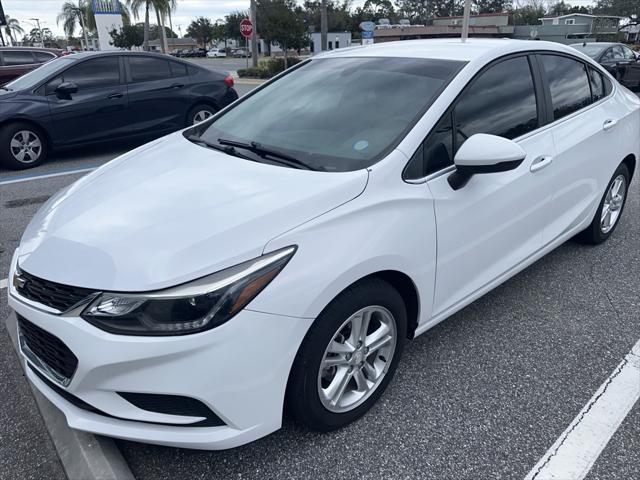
[81,246,296,336]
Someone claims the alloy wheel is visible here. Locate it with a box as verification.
[317,306,397,413]
[10,130,42,164]
[600,174,627,234]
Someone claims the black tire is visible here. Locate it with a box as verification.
[187,104,217,126]
[578,163,630,244]
[286,277,407,431]
[0,122,48,170]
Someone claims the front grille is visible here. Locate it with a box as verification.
[18,315,78,381]
[15,268,95,312]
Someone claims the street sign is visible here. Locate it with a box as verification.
[359,21,375,32]
[240,19,253,39]
[362,31,374,40]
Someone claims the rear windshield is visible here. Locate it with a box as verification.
[193,56,464,172]
[570,43,608,59]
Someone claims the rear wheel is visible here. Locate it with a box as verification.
[287,278,406,431]
[0,122,48,169]
[187,104,217,126]
[578,163,630,244]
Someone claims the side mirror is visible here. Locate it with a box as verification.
[55,81,78,96]
[448,133,526,190]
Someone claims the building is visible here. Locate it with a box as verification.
[373,13,514,43]
[148,37,197,53]
[310,32,352,54]
[537,14,620,40]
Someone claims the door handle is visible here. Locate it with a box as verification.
[170,83,184,89]
[107,92,123,99]
[603,119,617,131]
[530,155,553,172]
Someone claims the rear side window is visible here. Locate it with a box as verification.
[129,56,171,82]
[588,67,606,102]
[60,57,120,90]
[540,55,592,120]
[34,52,55,63]
[169,60,188,77]
[3,51,35,65]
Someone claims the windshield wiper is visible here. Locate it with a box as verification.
[217,138,317,171]
[186,134,255,161]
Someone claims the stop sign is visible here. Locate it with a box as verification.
[240,19,253,39]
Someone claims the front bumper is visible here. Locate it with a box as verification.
[8,271,313,449]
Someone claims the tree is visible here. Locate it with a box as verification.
[109,25,144,48]
[4,16,25,46]
[187,17,216,48]
[57,1,91,49]
[509,0,548,25]
[257,0,308,67]
[128,0,151,50]
[362,0,396,20]
[303,1,352,32]
[474,0,509,13]
[595,0,640,24]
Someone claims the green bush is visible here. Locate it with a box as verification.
[237,56,302,79]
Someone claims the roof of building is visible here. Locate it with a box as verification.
[436,12,510,20]
[319,38,579,63]
[541,13,621,20]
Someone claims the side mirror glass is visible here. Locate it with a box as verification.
[55,81,78,96]
[448,133,526,190]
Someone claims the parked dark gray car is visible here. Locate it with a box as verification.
[0,51,238,169]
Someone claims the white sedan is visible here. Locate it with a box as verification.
[8,39,638,450]
[207,48,227,58]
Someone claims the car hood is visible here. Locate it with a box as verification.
[17,134,368,291]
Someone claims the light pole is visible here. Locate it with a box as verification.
[250,0,258,67]
[320,0,328,51]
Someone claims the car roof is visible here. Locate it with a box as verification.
[67,50,174,59]
[318,38,584,63]
[570,42,617,47]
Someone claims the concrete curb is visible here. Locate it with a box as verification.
[5,313,135,480]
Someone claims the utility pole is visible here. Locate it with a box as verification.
[250,0,258,67]
[461,0,471,42]
[320,0,328,51]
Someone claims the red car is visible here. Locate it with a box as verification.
[0,47,66,85]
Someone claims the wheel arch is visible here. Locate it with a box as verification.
[621,153,636,182]
[0,117,53,149]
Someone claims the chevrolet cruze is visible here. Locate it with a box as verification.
[8,39,638,450]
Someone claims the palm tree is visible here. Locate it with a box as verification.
[128,0,175,53]
[4,16,25,46]
[58,1,90,50]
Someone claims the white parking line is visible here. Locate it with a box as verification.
[0,278,7,290]
[525,339,640,480]
[0,166,98,186]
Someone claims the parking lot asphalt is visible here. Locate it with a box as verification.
[2,157,639,479]
[1,85,639,480]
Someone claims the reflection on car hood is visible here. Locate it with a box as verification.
[17,133,368,291]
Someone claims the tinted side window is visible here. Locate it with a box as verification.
[455,56,538,145]
[169,60,188,77]
[540,55,592,120]
[34,52,55,63]
[424,112,454,175]
[62,57,120,89]
[3,51,35,65]
[622,46,636,60]
[129,56,171,82]
[588,67,605,101]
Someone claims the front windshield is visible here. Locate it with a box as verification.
[570,43,608,59]
[4,57,74,91]
[194,56,464,172]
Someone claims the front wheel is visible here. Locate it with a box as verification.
[0,122,48,169]
[578,163,630,244]
[286,278,406,431]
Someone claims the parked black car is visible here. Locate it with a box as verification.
[0,51,238,169]
[571,42,640,90]
[0,47,66,85]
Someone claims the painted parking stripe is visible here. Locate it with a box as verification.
[0,164,101,186]
[525,339,640,480]
[0,279,7,290]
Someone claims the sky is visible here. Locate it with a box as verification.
[2,0,595,38]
